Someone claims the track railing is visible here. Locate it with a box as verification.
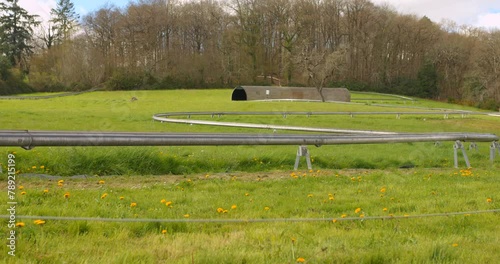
[0,130,498,169]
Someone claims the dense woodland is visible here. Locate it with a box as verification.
[1,0,500,109]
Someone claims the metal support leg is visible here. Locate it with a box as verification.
[454,141,471,168]
[294,145,312,171]
[490,141,500,163]
[469,142,478,151]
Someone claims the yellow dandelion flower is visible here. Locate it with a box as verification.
[245,193,250,196]
[341,214,347,218]
[187,179,192,182]
[297,257,306,263]
[205,174,210,178]
[486,198,493,203]
[33,219,46,225]
[19,186,24,190]
[40,165,45,169]
[101,193,108,199]
[15,222,25,227]
[57,182,63,187]
[404,214,409,217]
[21,191,26,195]
[130,202,137,208]
[380,187,386,193]
[332,219,337,223]
[231,205,237,209]
[183,214,190,218]
[217,207,224,213]
[329,196,334,201]
[119,196,124,200]
[161,229,167,234]
[64,192,70,198]
[291,237,296,244]
[32,166,36,169]
[307,194,313,198]
[98,180,105,184]
[383,208,388,212]
[452,243,459,247]
[355,208,361,214]
[359,214,365,218]
[160,199,166,204]
[165,201,172,207]
[264,206,270,211]
[43,189,49,193]
[223,209,228,213]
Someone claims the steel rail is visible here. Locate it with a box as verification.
[152,111,493,135]
[0,130,497,148]
[154,110,487,117]
[0,87,102,100]
[153,116,398,135]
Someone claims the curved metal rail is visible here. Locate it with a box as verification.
[152,111,491,135]
[154,110,484,117]
[0,87,101,100]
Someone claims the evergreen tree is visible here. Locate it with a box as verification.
[416,61,439,98]
[50,0,79,44]
[0,0,40,72]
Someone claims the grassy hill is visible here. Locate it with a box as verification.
[0,90,499,263]
[0,89,498,175]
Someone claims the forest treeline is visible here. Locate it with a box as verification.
[1,0,499,109]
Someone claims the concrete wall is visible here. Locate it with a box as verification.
[232,86,350,102]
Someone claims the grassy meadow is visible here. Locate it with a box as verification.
[0,89,499,263]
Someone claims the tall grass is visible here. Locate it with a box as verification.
[1,168,498,263]
[0,90,499,263]
[0,90,499,176]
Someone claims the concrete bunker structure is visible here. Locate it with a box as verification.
[231,86,351,102]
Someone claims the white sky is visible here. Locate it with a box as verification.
[371,0,500,30]
[17,0,500,30]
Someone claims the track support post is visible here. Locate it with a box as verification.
[294,145,312,171]
[490,141,500,163]
[454,140,471,168]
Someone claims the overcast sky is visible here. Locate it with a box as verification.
[18,0,500,30]
[372,0,500,29]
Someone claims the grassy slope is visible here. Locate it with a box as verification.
[0,90,499,263]
[0,89,499,175]
[1,169,499,263]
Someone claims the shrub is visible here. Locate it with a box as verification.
[106,70,144,91]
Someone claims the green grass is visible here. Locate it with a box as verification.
[0,89,499,263]
[0,89,499,176]
[1,169,498,263]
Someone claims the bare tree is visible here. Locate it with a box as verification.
[297,43,347,101]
